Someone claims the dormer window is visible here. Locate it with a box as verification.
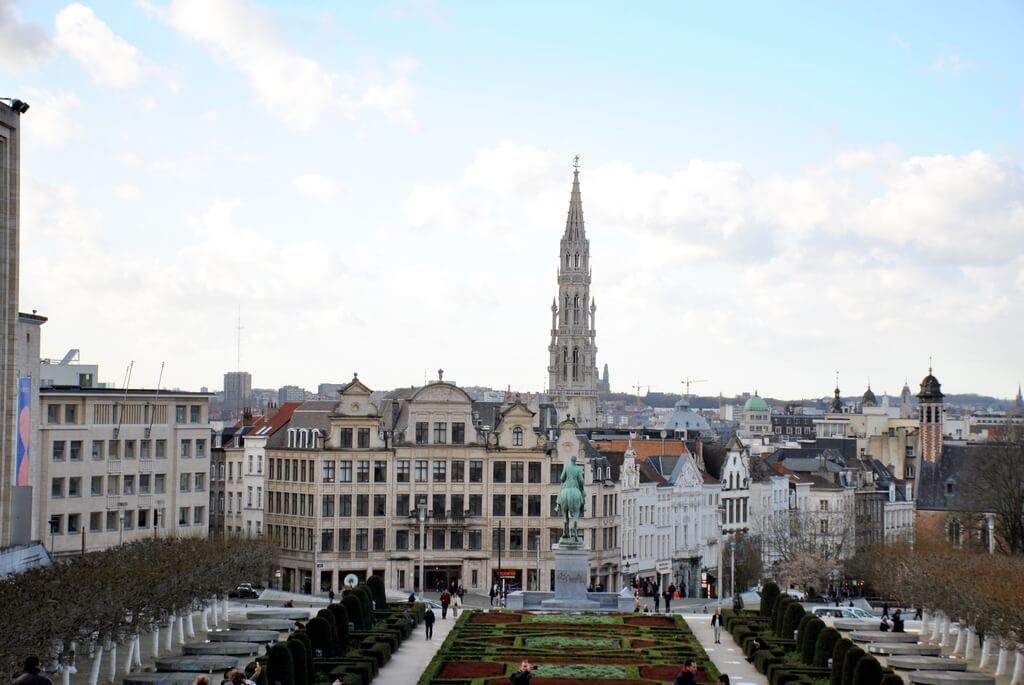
[512,427,524,447]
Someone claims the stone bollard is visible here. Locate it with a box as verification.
[964,628,975,662]
[1010,650,1024,685]
[996,644,1010,677]
[953,623,967,656]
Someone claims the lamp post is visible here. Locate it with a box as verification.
[623,560,633,591]
[418,504,427,600]
[730,534,736,602]
[49,519,57,557]
[497,520,504,606]
[717,503,726,607]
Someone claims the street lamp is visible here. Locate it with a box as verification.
[49,518,57,557]
[730,535,736,603]
[717,503,726,607]
[623,560,633,590]
[497,520,504,606]
[418,505,427,600]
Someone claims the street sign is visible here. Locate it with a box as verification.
[656,561,671,574]
[316,563,324,569]
[498,570,517,579]
[700,571,708,586]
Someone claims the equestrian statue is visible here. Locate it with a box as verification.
[555,455,586,544]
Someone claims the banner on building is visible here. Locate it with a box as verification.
[16,377,30,486]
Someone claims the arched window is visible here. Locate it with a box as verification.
[512,427,524,447]
[573,295,580,324]
[572,347,579,381]
[574,253,580,268]
[564,295,570,324]
[947,519,962,547]
[562,347,568,380]
[565,253,570,267]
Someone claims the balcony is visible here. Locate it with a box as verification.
[404,510,479,526]
[107,460,122,474]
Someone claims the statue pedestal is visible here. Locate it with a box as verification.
[540,543,599,611]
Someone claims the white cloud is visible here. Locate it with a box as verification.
[116,184,139,200]
[154,0,417,130]
[0,0,52,70]
[55,3,144,86]
[929,51,971,76]
[292,173,339,200]
[18,88,79,146]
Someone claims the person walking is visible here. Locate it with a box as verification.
[424,606,435,639]
[328,589,335,603]
[451,590,462,618]
[653,584,661,612]
[663,587,673,613]
[881,602,890,619]
[440,589,451,618]
[634,591,641,613]
[674,658,698,685]
[913,606,922,621]
[711,608,723,644]
[13,657,53,685]
[489,583,498,607]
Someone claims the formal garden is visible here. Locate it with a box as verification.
[416,611,719,685]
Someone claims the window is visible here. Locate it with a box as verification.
[91,476,103,496]
[140,440,151,459]
[138,510,149,528]
[492,494,506,516]
[819,500,829,511]
[194,473,205,491]
[492,527,504,552]
[355,528,368,551]
[175,405,186,423]
[355,460,368,483]
[373,528,385,552]
[469,460,483,483]
[180,440,191,458]
[91,440,104,460]
[452,422,465,445]
[321,529,334,552]
[340,428,353,448]
[339,460,352,482]
[179,474,190,492]
[415,422,428,444]
[373,460,387,482]
[432,494,445,518]
[154,474,166,494]
[468,495,482,516]
[396,494,410,517]
[338,529,351,551]
[52,440,66,461]
[69,441,82,461]
[107,476,120,495]
[179,507,190,525]
[139,474,150,494]
[528,495,541,516]
[190,405,201,423]
[357,428,370,448]
[945,481,955,496]
[451,460,465,482]
[339,495,352,517]
[125,440,136,460]
[432,528,445,550]
[193,507,204,525]
[511,461,524,483]
[433,422,447,444]
[195,439,206,458]
[356,495,369,517]
[64,405,78,424]
[47,405,60,424]
[397,460,410,483]
[396,530,409,550]
[512,427,524,446]
[550,463,563,484]
[155,440,167,458]
[373,494,386,516]
[510,495,524,516]
[528,462,541,483]
[450,529,464,550]
[123,475,135,495]
[415,460,428,482]
[820,519,829,534]
[90,512,102,531]
[67,513,80,533]
[107,440,120,460]
[433,460,447,482]
[322,460,336,482]
[468,529,482,550]
[528,528,540,551]
[493,461,506,483]
[51,478,65,498]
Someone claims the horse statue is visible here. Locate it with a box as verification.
[555,455,586,543]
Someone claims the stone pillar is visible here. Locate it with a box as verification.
[122,639,134,673]
[940,617,953,649]
[980,638,993,669]
[176,615,185,645]
[997,645,1010,677]
[1010,650,1024,685]
[953,623,967,656]
[185,611,195,638]
[964,628,975,661]
[133,635,141,669]
[87,646,104,685]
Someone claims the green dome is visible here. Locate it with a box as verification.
[744,394,769,412]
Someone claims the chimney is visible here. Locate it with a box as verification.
[242,407,254,427]
[264,402,279,421]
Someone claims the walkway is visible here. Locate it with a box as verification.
[682,612,768,685]
[375,608,458,685]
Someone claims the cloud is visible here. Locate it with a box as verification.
[55,3,144,86]
[18,88,79,146]
[386,0,448,30]
[0,0,52,70]
[292,173,339,200]
[929,51,971,76]
[153,0,417,130]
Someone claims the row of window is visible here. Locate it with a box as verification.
[45,403,205,425]
[270,457,561,485]
[46,506,198,535]
[50,473,185,497]
[413,422,467,445]
[51,438,206,461]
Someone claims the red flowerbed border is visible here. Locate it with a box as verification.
[439,662,506,678]
[624,616,675,626]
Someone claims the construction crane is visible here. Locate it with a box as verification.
[632,382,652,397]
[681,377,708,397]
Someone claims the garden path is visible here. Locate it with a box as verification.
[682,612,768,685]
[374,606,457,685]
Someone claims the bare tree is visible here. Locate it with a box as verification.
[963,427,1024,554]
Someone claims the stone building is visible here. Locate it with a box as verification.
[263,375,621,596]
[38,385,213,557]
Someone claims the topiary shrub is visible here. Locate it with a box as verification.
[773,596,794,635]
[841,646,866,685]
[353,586,373,626]
[800,618,825,665]
[814,627,841,668]
[266,642,294,685]
[327,602,350,650]
[852,655,883,685]
[285,639,308,685]
[342,595,365,630]
[879,675,902,685]
[761,581,781,617]
[287,630,313,680]
[831,639,855,685]
[781,602,806,639]
[796,614,814,652]
[305,616,333,659]
[366,574,387,610]
[316,608,341,654]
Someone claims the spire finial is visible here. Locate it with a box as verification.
[573,154,580,171]
[929,355,933,374]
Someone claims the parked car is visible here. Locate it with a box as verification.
[231,583,260,599]
[809,606,873,620]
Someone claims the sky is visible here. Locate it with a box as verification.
[3,0,1023,400]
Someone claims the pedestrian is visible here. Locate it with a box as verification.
[879,617,890,632]
[510,660,535,685]
[408,591,417,603]
[913,606,922,621]
[452,590,462,618]
[328,589,335,603]
[424,606,435,639]
[711,608,723,644]
[674,658,698,685]
[717,675,730,685]
[653,588,661,612]
[663,587,673,613]
[440,588,451,618]
[848,600,854,607]
[489,583,498,607]
[13,658,52,685]
[193,677,209,685]
[634,593,641,613]
[881,602,890,619]
[892,610,905,633]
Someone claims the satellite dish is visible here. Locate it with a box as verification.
[343,573,359,588]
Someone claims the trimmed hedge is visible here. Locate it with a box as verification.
[317,608,342,654]
[879,675,903,685]
[267,643,294,685]
[800,618,825,665]
[831,638,855,685]
[342,595,367,630]
[773,596,794,636]
[288,631,314,683]
[307,616,334,659]
[814,627,841,668]
[366,575,388,611]
[286,639,309,685]
[782,602,806,640]
[841,646,866,685]
[796,614,814,653]
[328,602,351,648]
[761,581,781,617]
[853,655,883,685]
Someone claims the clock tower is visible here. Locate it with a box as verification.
[547,158,598,427]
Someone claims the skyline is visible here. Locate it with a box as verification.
[3,1,1023,398]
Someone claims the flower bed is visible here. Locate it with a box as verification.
[418,612,718,685]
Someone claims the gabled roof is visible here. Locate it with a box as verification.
[248,402,302,437]
[916,443,985,512]
[590,438,690,461]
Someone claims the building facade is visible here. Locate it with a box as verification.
[223,371,252,421]
[547,163,599,427]
[39,387,213,557]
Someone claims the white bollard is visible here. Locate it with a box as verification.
[176,614,185,645]
[980,638,993,669]
[123,638,134,673]
[186,611,196,638]
[152,626,160,659]
[61,663,70,685]
[940,617,953,649]
[209,599,219,627]
[222,595,230,621]
[1010,650,1024,685]
[133,634,142,668]
[201,607,210,632]
[107,644,117,684]
[165,616,174,651]
[997,645,1010,676]
[88,646,104,685]
[953,623,966,656]
[964,628,975,661]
